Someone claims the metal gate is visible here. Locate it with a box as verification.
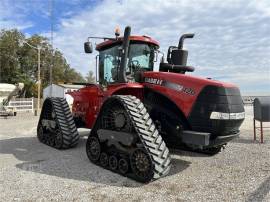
[6,98,34,113]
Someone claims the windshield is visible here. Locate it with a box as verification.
[98,43,155,84]
[126,44,155,74]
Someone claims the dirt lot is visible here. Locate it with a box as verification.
[0,106,269,201]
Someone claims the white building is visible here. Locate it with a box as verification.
[43,84,84,105]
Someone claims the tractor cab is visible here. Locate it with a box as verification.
[84,26,196,86]
[96,36,159,85]
[84,27,159,86]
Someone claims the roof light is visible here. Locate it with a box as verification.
[115,26,121,38]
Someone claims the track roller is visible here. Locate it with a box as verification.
[86,95,171,182]
[109,156,118,170]
[37,97,79,149]
[100,152,109,167]
[119,158,129,174]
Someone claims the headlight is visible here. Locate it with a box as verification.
[210,112,245,120]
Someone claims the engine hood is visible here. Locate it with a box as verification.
[142,71,241,117]
[143,72,237,89]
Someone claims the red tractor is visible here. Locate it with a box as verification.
[37,26,245,182]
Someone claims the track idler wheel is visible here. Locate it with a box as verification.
[86,136,101,162]
[130,148,153,182]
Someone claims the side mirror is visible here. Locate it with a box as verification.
[84,41,93,53]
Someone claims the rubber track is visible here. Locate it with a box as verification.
[38,97,79,149]
[114,95,171,180]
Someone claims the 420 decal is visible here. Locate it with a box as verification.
[144,77,195,95]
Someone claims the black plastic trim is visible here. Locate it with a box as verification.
[188,85,244,136]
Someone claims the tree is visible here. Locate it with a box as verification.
[0,29,24,83]
[85,70,96,83]
[0,29,85,97]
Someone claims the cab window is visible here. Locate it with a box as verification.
[98,43,156,84]
[99,45,121,84]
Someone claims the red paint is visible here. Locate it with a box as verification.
[69,83,144,128]
[96,35,159,50]
[69,35,240,129]
[143,71,238,117]
[69,84,103,128]
[70,71,240,128]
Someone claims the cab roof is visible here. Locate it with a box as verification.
[95,35,159,51]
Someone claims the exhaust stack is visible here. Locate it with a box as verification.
[167,33,195,66]
[119,26,131,83]
[178,33,194,49]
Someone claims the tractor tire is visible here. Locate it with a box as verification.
[37,97,79,149]
[86,95,171,182]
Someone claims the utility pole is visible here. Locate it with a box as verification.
[21,40,42,111]
[49,0,54,97]
[37,47,41,111]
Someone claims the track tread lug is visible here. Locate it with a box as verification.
[37,97,79,150]
[115,95,171,181]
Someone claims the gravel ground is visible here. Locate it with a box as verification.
[0,106,269,202]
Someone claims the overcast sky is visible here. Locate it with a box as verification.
[1,0,269,95]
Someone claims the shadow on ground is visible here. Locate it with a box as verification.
[0,134,190,187]
[232,136,269,144]
[170,148,210,158]
[232,137,256,144]
[247,176,270,202]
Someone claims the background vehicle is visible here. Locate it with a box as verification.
[37,26,245,182]
[0,83,24,117]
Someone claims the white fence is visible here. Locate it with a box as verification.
[6,98,34,113]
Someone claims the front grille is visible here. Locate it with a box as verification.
[188,85,244,136]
